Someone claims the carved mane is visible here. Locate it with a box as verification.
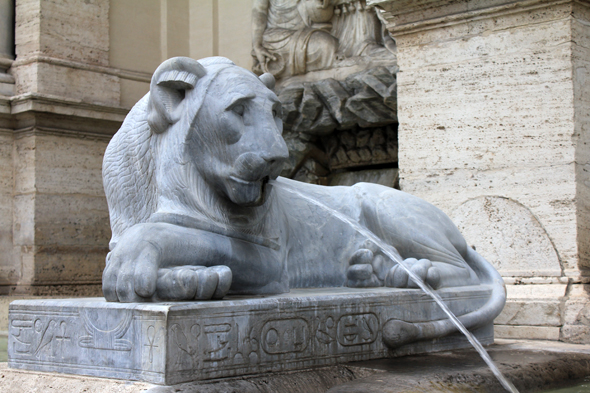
[103,57,237,249]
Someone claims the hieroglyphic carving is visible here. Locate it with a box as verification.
[7,287,499,385]
[315,315,336,345]
[54,321,71,359]
[144,325,159,364]
[170,323,201,369]
[203,323,232,362]
[10,317,69,358]
[232,323,260,365]
[261,318,310,354]
[11,317,34,355]
[336,313,379,346]
[78,310,133,351]
[32,319,57,357]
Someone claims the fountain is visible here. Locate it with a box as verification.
[274,178,517,392]
[8,56,512,389]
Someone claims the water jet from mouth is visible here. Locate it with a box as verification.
[270,178,519,393]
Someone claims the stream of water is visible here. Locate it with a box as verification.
[273,179,519,393]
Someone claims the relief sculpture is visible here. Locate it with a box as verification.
[78,310,133,351]
[10,317,68,358]
[252,0,395,78]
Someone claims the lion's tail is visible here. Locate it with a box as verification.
[383,247,506,348]
[103,95,158,250]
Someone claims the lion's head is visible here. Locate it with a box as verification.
[103,57,289,249]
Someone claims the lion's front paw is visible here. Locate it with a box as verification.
[156,265,232,301]
[346,248,390,288]
[385,258,441,289]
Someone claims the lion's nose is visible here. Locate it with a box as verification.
[261,135,289,166]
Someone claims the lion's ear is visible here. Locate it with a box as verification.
[148,57,206,134]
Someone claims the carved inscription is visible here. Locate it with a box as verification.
[54,321,71,358]
[337,313,379,346]
[10,317,71,358]
[171,323,201,369]
[203,323,232,362]
[78,310,133,351]
[315,316,336,345]
[11,317,34,355]
[232,323,259,365]
[144,325,159,364]
[261,318,309,354]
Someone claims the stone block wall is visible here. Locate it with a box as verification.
[1,0,126,296]
[374,0,590,342]
[12,134,111,293]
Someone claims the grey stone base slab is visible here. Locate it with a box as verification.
[8,286,494,385]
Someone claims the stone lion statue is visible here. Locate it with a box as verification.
[102,57,505,346]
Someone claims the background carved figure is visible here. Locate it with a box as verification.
[252,0,395,78]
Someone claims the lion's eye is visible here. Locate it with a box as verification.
[232,104,245,116]
[272,109,278,117]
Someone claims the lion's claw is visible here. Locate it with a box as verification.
[385,258,441,289]
[156,265,232,301]
[346,248,388,288]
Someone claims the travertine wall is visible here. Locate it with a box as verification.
[109,0,254,108]
[563,2,590,342]
[374,0,590,341]
[0,129,15,289]
[573,3,590,271]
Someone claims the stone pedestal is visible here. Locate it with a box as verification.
[8,287,494,385]
[372,0,590,342]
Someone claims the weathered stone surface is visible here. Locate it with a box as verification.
[0,132,14,288]
[278,85,304,130]
[312,78,356,129]
[327,339,590,393]
[13,62,120,106]
[15,0,109,66]
[452,196,562,277]
[278,66,398,135]
[5,339,590,392]
[7,134,110,291]
[572,3,590,271]
[8,286,494,385]
[494,326,561,341]
[496,284,566,327]
[326,125,398,170]
[561,284,590,343]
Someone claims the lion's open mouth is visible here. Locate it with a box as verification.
[226,174,272,206]
[260,175,271,196]
[229,175,271,186]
